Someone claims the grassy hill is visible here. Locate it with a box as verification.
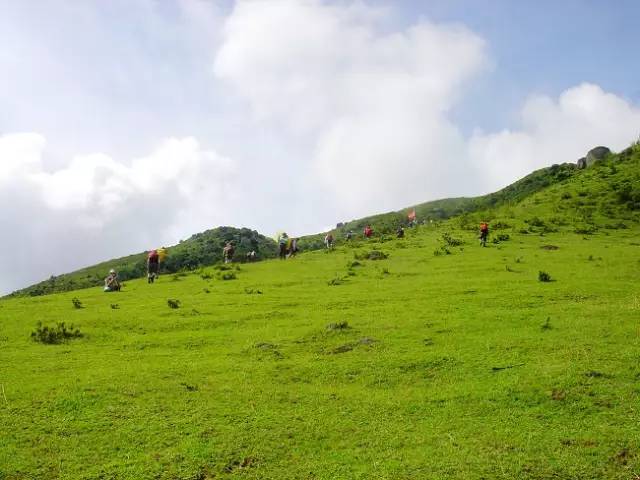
[7,227,278,298]
[9,152,591,299]
[1,145,639,478]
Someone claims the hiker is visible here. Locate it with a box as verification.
[396,226,405,238]
[288,238,298,258]
[223,242,235,263]
[147,249,160,283]
[479,222,489,247]
[104,269,120,292]
[324,233,334,249]
[246,250,257,262]
[363,225,373,239]
[278,233,289,259]
[345,230,353,241]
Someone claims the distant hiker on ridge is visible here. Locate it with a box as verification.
[396,226,405,238]
[147,249,160,283]
[324,232,334,249]
[278,233,289,260]
[479,222,489,247]
[223,242,235,264]
[288,238,298,258]
[345,230,353,241]
[104,269,121,292]
[363,225,373,239]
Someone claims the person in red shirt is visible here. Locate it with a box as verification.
[479,223,489,247]
[363,225,373,238]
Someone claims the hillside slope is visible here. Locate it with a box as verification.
[9,144,639,298]
[1,175,639,478]
[8,227,277,298]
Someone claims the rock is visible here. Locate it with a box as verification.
[576,157,587,169]
[585,146,611,166]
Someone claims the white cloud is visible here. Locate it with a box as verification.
[0,133,237,293]
[469,83,640,191]
[214,0,488,215]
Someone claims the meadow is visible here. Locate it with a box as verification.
[1,221,639,479]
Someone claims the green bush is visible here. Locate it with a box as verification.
[538,271,553,282]
[31,322,83,344]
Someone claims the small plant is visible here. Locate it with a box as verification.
[441,232,464,247]
[354,250,388,261]
[538,271,553,282]
[380,267,390,275]
[71,298,83,309]
[110,304,120,310]
[327,321,350,331]
[200,273,213,280]
[328,277,344,286]
[541,317,552,331]
[167,299,181,309]
[31,322,83,344]
[219,272,236,281]
[244,288,263,295]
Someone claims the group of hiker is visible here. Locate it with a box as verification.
[103,216,492,291]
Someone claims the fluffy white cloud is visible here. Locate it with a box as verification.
[214,0,488,215]
[469,83,640,191]
[0,134,237,293]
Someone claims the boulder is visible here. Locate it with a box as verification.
[576,157,587,169]
[585,146,611,166]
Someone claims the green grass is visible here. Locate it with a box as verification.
[2,146,640,478]
[1,223,639,479]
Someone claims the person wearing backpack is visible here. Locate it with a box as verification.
[479,222,489,247]
[363,225,373,239]
[278,233,289,259]
[104,269,121,292]
[324,233,334,249]
[223,242,235,263]
[147,249,160,283]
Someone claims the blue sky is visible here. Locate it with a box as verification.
[0,0,638,293]
[395,0,640,132]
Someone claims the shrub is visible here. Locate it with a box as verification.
[538,271,552,282]
[354,250,388,261]
[31,322,83,344]
[327,277,344,286]
[574,224,597,235]
[71,298,83,309]
[327,321,350,331]
[526,216,546,227]
[219,272,236,281]
[441,232,464,247]
[167,299,181,309]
